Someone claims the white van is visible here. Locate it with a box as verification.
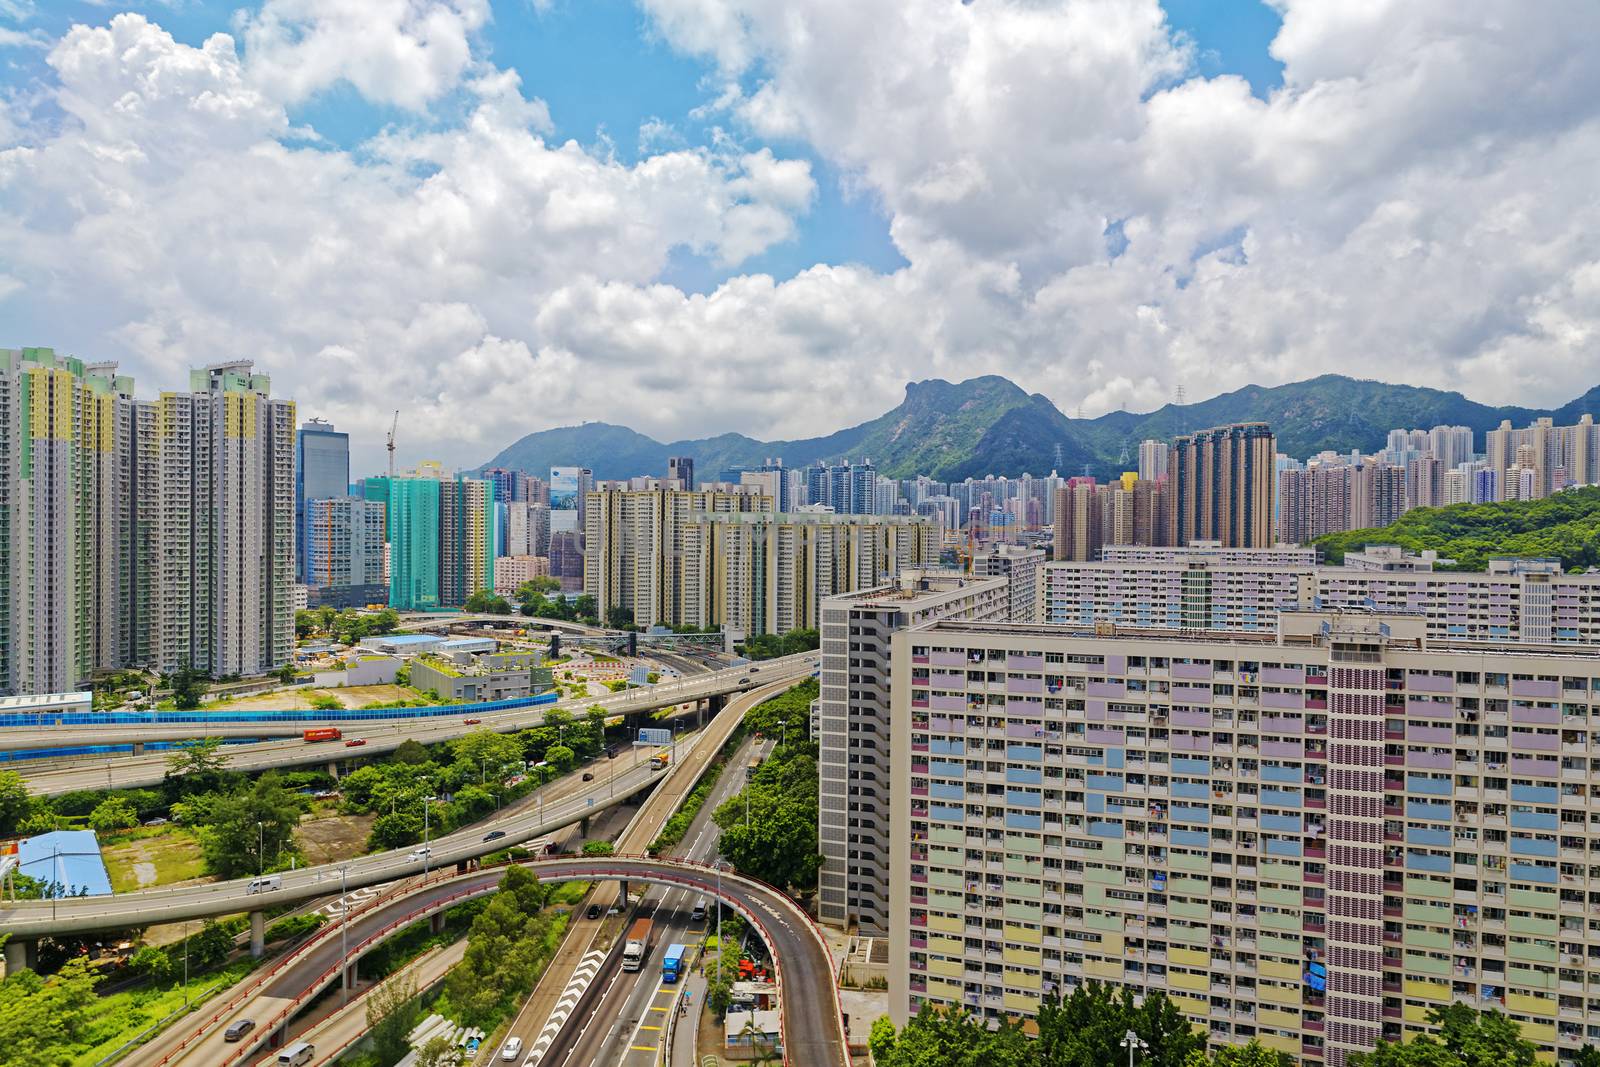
[246,875,282,895]
[277,1041,314,1066]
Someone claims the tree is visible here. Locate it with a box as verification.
[0,771,28,836]
[1192,1041,1296,1067]
[417,1034,460,1067]
[294,610,319,639]
[544,744,576,773]
[581,840,615,856]
[167,661,207,710]
[368,810,424,850]
[276,663,298,684]
[88,795,138,834]
[394,738,431,765]
[1349,1004,1540,1067]
[163,737,234,798]
[605,606,635,630]
[129,945,175,984]
[0,955,102,1064]
[451,729,523,779]
[464,589,513,615]
[516,576,560,600]
[367,970,420,1064]
[198,773,307,877]
[188,920,234,970]
[572,594,598,623]
[713,750,823,891]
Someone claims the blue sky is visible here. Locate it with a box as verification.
[5,0,1284,295]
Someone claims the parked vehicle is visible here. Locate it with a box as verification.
[302,727,341,743]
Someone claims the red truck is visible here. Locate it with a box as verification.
[303,727,342,743]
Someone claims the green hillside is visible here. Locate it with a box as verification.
[478,374,1600,483]
[1313,487,1600,572]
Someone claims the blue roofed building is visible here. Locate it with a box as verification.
[18,829,113,897]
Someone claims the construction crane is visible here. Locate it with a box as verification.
[386,409,399,480]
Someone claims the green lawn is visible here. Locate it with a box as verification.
[101,826,208,893]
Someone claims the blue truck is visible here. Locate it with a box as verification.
[661,943,687,984]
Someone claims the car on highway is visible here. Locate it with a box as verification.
[410,846,432,861]
[245,875,282,894]
[500,1036,523,1061]
[586,903,602,920]
[223,1018,256,1042]
[344,738,366,748]
[463,718,482,725]
[482,830,505,842]
[738,676,751,686]
[582,772,594,781]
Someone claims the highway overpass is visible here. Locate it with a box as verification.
[142,857,847,1067]
[0,676,805,943]
[7,654,816,795]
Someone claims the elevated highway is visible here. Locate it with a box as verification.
[0,676,805,942]
[7,654,815,795]
[140,857,845,1067]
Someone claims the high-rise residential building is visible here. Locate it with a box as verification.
[1405,455,1443,511]
[1041,548,1600,648]
[1137,439,1169,482]
[303,497,387,609]
[386,477,441,611]
[1426,425,1475,470]
[548,531,583,591]
[817,571,1009,934]
[439,475,496,607]
[1168,423,1276,548]
[1278,465,1355,544]
[970,544,1046,622]
[493,554,550,595]
[1349,462,1406,531]
[583,483,772,629]
[889,610,1600,1063]
[666,455,695,490]
[505,500,550,559]
[154,363,296,677]
[677,512,939,635]
[0,349,130,694]
[294,418,349,585]
[2,350,299,691]
[1053,479,1102,562]
[1486,415,1600,499]
[480,466,519,506]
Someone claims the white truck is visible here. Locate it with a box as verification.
[621,917,653,972]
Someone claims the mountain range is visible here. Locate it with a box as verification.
[478,374,1600,483]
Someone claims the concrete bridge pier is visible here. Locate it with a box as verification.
[250,910,266,958]
[3,938,35,977]
[130,741,144,755]
[326,761,340,780]
[430,912,446,934]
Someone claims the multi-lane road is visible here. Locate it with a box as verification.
[112,675,841,1066]
[7,653,815,796]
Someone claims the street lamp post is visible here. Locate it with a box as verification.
[338,864,351,1005]
[256,821,264,877]
[422,795,436,876]
[777,719,787,748]
[1121,1029,1149,1067]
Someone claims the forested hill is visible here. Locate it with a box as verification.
[1313,487,1600,572]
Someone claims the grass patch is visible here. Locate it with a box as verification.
[69,959,259,1067]
[547,880,591,907]
[101,826,207,893]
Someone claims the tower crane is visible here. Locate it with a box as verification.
[386,409,399,480]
